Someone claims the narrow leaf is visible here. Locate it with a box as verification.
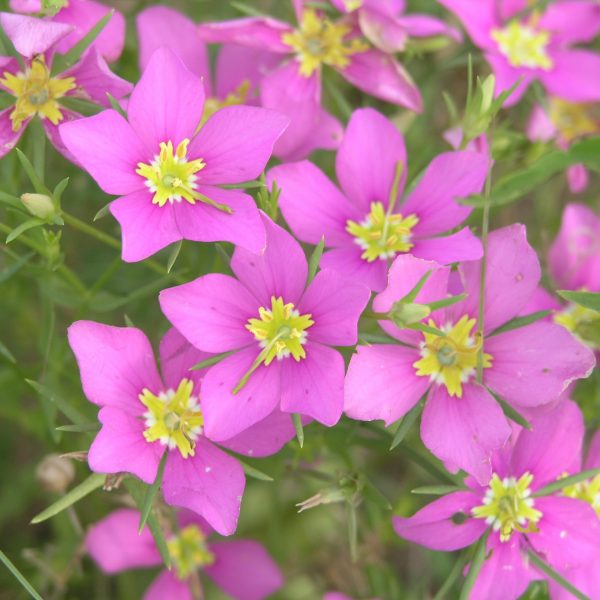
[106,92,127,118]
[527,551,590,600]
[26,379,88,425]
[533,468,600,498]
[411,485,466,495]
[0,190,28,213]
[56,422,100,433]
[426,294,466,312]
[139,452,168,534]
[348,503,358,563]
[167,240,183,273]
[409,322,447,337]
[0,252,34,284]
[15,149,50,195]
[238,459,274,482]
[52,177,70,204]
[557,290,600,313]
[292,414,304,448]
[488,389,532,430]
[491,310,552,336]
[0,339,16,363]
[403,270,433,303]
[363,478,392,510]
[433,553,469,600]
[307,236,325,284]
[93,202,111,221]
[458,531,490,600]
[389,395,426,450]
[190,350,235,371]
[6,218,44,243]
[31,472,105,523]
[0,550,43,600]
[230,1,265,16]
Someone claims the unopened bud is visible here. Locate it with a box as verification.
[36,454,75,493]
[21,193,55,219]
[389,301,431,328]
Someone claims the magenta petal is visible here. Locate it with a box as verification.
[42,108,80,163]
[402,151,489,236]
[397,14,462,41]
[539,1,600,45]
[437,0,497,49]
[201,347,281,441]
[85,509,161,574]
[345,344,427,426]
[531,497,600,570]
[231,215,307,306]
[541,50,600,103]
[205,540,283,600]
[335,107,407,214]
[340,50,422,111]
[158,327,208,390]
[485,52,533,107]
[567,164,589,194]
[320,246,389,292]
[510,400,583,488]
[89,407,162,484]
[59,110,147,195]
[586,431,600,470]
[393,491,486,551]
[269,160,361,246]
[411,227,483,264]
[191,105,288,185]
[526,104,555,142]
[358,8,408,53]
[159,273,257,354]
[280,343,344,427]
[144,570,192,600]
[68,321,162,412]
[421,384,511,484]
[298,269,370,346]
[174,185,265,253]
[217,409,295,458]
[282,108,343,160]
[0,106,25,159]
[485,322,595,408]
[109,191,181,263]
[162,437,245,536]
[136,5,211,90]
[128,47,205,151]
[0,13,72,57]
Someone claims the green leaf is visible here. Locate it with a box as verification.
[55,422,100,433]
[426,293,466,312]
[533,468,600,498]
[347,502,358,563]
[26,379,88,425]
[307,236,325,284]
[52,177,70,205]
[0,191,28,213]
[433,553,469,600]
[408,322,447,337]
[230,1,265,16]
[458,531,490,600]
[292,414,304,448]
[488,389,532,430]
[93,202,111,221]
[139,452,168,534]
[396,444,463,486]
[238,459,274,482]
[0,252,34,284]
[403,270,433,303]
[363,477,392,510]
[106,92,127,118]
[389,394,426,450]
[411,485,466,495]
[0,23,24,69]
[557,290,600,312]
[0,339,16,364]
[31,472,105,524]
[125,479,171,569]
[6,218,44,244]
[190,350,235,370]
[0,550,44,600]
[527,551,589,600]
[167,240,183,273]
[490,310,552,336]
[15,149,51,195]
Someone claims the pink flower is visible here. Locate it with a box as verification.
[394,400,600,600]
[268,108,487,292]
[439,0,600,106]
[331,0,462,53]
[136,4,342,161]
[344,225,596,482]
[198,1,422,158]
[68,323,296,535]
[10,0,126,62]
[0,12,131,159]
[60,47,289,262]
[86,508,283,600]
[159,214,371,441]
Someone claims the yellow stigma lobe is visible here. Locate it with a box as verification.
[491,20,553,70]
[167,525,215,580]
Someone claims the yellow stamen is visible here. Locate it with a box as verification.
[564,474,600,518]
[548,99,599,143]
[167,525,215,580]
[199,80,251,129]
[491,20,553,70]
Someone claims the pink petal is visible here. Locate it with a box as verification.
[437,0,497,49]
[485,52,533,107]
[158,327,208,390]
[0,106,25,159]
[541,50,600,103]
[109,191,181,263]
[320,246,389,292]
[269,160,361,247]
[402,151,489,236]
[335,107,407,214]
[280,342,344,426]
[174,185,266,254]
[201,347,281,442]
[539,1,600,46]
[344,344,427,426]
[396,14,462,41]
[127,47,205,151]
[67,321,162,412]
[144,570,192,600]
[0,12,72,58]
[280,108,343,160]
[358,8,408,53]
[42,108,80,163]
[231,215,308,307]
[421,384,511,484]
[567,164,589,194]
[519,286,562,315]
[159,273,258,354]
[136,5,211,92]
[59,109,147,195]
[509,399,584,487]
[485,322,595,408]
[526,104,556,142]
[217,409,295,458]
[205,541,283,599]
[393,491,486,551]
[585,430,600,470]
[85,509,161,574]
[162,437,245,536]
[340,50,422,111]
[89,406,162,484]
[411,227,483,264]
[191,105,289,185]
[298,269,370,346]
[198,17,293,53]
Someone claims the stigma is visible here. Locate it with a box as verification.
[491,20,553,70]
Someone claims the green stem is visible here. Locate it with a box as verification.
[30,119,46,181]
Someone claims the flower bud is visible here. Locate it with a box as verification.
[36,454,75,493]
[21,193,55,219]
[388,301,431,328]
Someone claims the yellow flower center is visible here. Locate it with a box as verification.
[472,472,542,542]
[548,99,599,143]
[564,474,600,518]
[139,379,204,459]
[167,525,215,580]
[246,296,314,365]
[554,303,600,350]
[491,20,553,70]
[136,139,206,208]
[282,8,368,77]
[346,202,419,262]
[200,80,251,129]
[413,315,492,398]
[0,55,76,132]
